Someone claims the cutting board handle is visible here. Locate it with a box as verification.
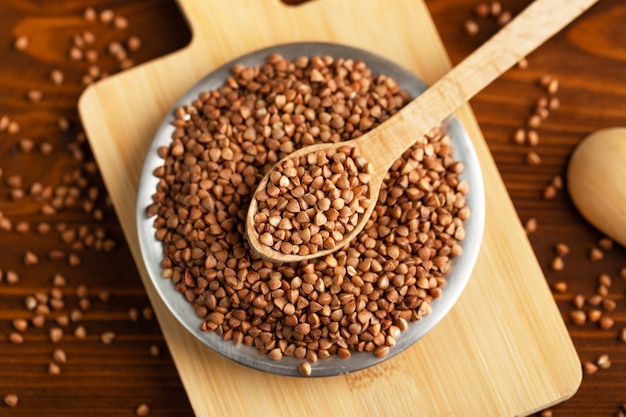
[175,0,297,52]
[175,0,207,36]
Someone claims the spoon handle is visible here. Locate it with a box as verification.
[362,0,599,164]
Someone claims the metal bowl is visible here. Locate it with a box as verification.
[136,42,485,377]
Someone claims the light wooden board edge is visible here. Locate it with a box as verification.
[78,1,582,416]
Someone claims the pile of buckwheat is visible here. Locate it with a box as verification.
[148,53,470,374]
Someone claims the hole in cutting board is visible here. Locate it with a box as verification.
[115,0,192,62]
[144,0,311,62]
[281,0,314,4]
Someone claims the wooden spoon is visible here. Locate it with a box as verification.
[567,127,626,248]
[246,0,600,262]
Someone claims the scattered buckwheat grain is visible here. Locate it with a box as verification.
[524,217,537,234]
[18,138,34,153]
[14,36,28,51]
[596,354,611,369]
[9,332,24,344]
[142,307,153,321]
[555,243,569,257]
[48,362,61,376]
[550,257,564,272]
[83,7,97,21]
[49,327,63,343]
[23,251,39,266]
[6,270,19,285]
[474,2,490,17]
[101,331,116,345]
[527,114,542,128]
[113,15,129,30]
[27,90,43,103]
[583,361,598,375]
[298,361,312,376]
[12,319,28,332]
[497,10,511,26]
[74,325,87,339]
[68,253,81,267]
[149,344,160,357]
[597,238,613,251]
[587,309,602,323]
[128,308,139,322]
[490,1,501,16]
[547,79,559,95]
[99,9,114,23]
[526,129,539,146]
[570,310,586,326]
[602,298,617,312]
[7,120,20,134]
[571,294,584,309]
[517,58,529,69]
[525,151,541,165]
[3,394,19,407]
[512,128,525,145]
[464,20,480,36]
[599,316,614,330]
[589,247,603,262]
[587,294,603,307]
[136,403,150,416]
[31,315,45,328]
[50,70,64,87]
[598,273,612,287]
[15,221,29,234]
[127,36,142,51]
[543,185,557,200]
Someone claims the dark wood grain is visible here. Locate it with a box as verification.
[1,1,625,416]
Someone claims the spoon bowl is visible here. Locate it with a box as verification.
[245,139,383,261]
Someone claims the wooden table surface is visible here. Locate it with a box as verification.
[1,0,624,416]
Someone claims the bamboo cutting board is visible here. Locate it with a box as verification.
[78,1,582,416]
